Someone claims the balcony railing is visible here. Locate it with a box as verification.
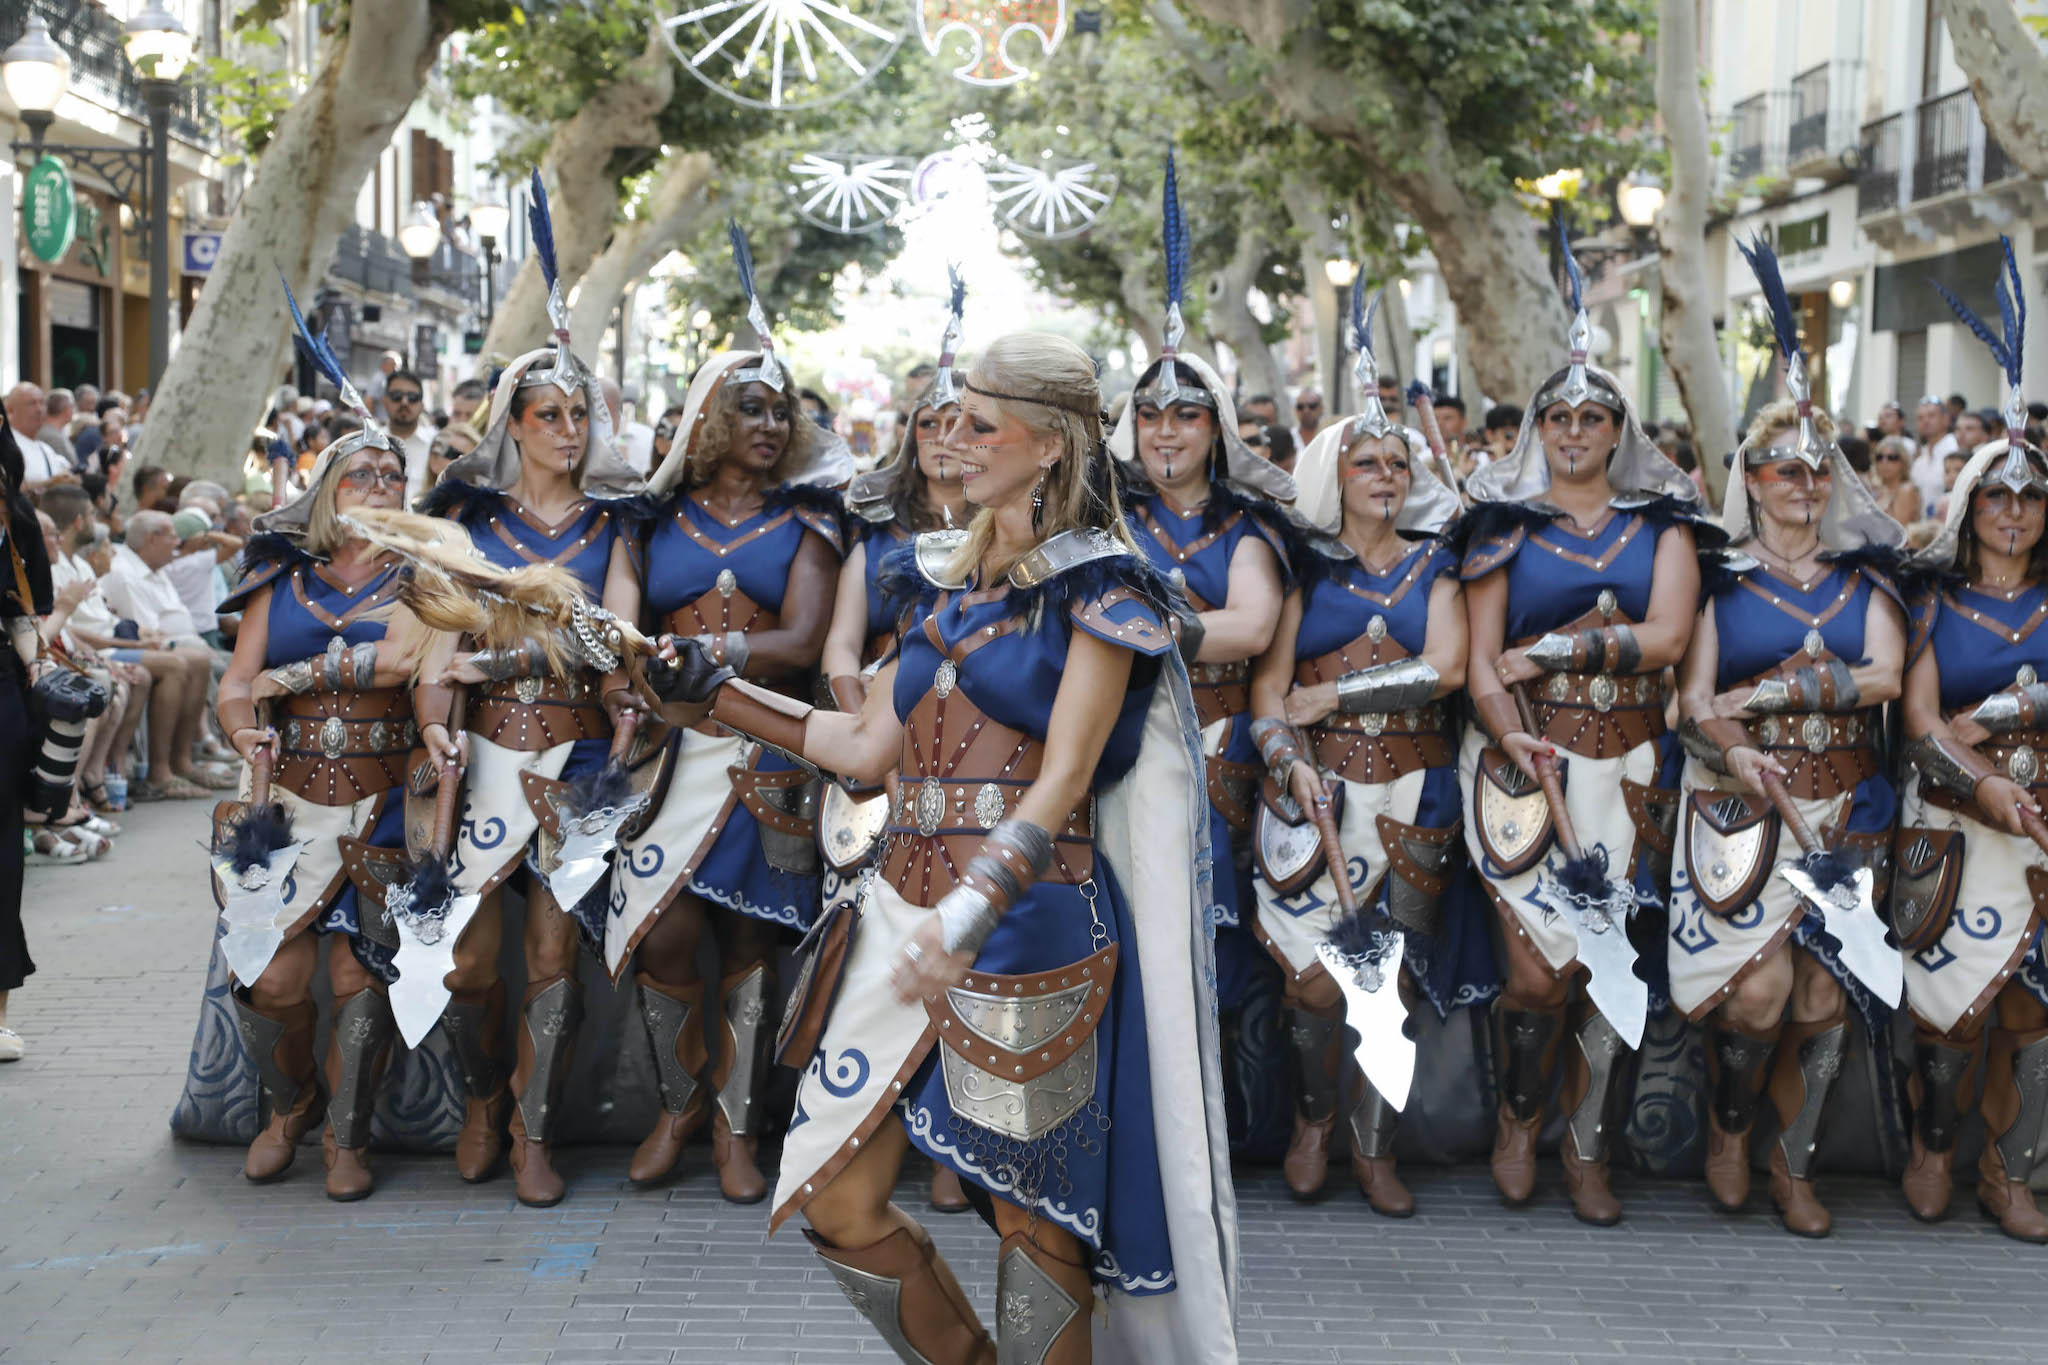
[1914,88,1976,200]
[1788,63,1830,162]
[1858,112,1902,216]
[1728,93,1770,179]
[331,226,415,298]
[1,0,214,148]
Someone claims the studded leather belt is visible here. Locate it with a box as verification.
[880,777,1093,903]
[274,688,412,805]
[1189,659,1251,729]
[1531,670,1666,758]
[470,672,610,752]
[1310,703,1452,784]
[1748,711,1875,800]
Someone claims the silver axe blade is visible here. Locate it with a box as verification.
[1315,934,1414,1111]
[386,883,484,1049]
[1540,869,1649,1050]
[212,840,309,985]
[1780,863,1901,1007]
[539,792,649,916]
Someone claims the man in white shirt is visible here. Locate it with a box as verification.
[103,510,207,648]
[383,370,437,503]
[1912,397,1959,510]
[5,383,74,491]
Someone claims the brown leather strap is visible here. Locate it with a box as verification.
[1473,690,1524,745]
[710,686,811,756]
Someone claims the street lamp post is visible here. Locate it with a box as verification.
[1324,257,1358,411]
[469,194,510,330]
[4,5,194,390]
[1534,168,1584,294]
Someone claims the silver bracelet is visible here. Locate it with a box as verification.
[350,641,377,689]
[1522,632,1581,672]
[269,658,318,695]
[934,884,1004,957]
[1608,623,1643,674]
[1972,682,2048,732]
[322,636,347,691]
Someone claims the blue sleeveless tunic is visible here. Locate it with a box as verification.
[831,559,1176,1294]
[1125,490,1286,931]
[636,487,843,929]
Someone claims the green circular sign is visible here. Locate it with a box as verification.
[23,155,76,265]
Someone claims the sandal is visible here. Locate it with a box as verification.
[27,830,91,865]
[81,778,122,813]
[188,766,239,791]
[61,828,111,860]
[134,776,211,802]
[0,1027,23,1062]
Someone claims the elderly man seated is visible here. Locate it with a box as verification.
[98,509,233,798]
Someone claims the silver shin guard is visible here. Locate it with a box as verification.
[1776,1021,1848,1181]
[233,995,306,1115]
[716,965,772,1137]
[639,980,702,1117]
[1994,1032,2048,1177]
[517,977,583,1143]
[438,992,499,1100]
[1348,1079,1400,1160]
[997,1243,1083,1365]
[1913,1035,1973,1153]
[328,989,396,1149]
[1565,1013,1629,1164]
[1288,1007,1344,1123]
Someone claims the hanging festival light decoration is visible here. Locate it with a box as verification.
[658,0,906,111]
[787,151,917,234]
[918,0,1067,86]
[985,155,1116,240]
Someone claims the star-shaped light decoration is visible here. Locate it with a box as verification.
[984,155,1116,240]
[659,0,906,110]
[787,152,916,233]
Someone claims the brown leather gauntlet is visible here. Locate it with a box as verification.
[1473,690,1526,746]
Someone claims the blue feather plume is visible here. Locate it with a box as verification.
[946,262,966,318]
[1737,234,1803,365]
[279,272,349,396]
[1350,275,1381,358]
[1933,233,2027,392]
[1558,220,1585,315]
[727,219,759,304]
[1162,147,1190,311]
[528,168,558,289]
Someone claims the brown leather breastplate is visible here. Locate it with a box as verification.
[879,601,1092,904]
[470,672,610,752]
[275,688,414,804]
[1514,606,1666,758]
[662,577,780,640]
[1295,632,1450,784]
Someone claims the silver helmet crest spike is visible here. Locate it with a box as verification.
[1346,276,1394,443]
[928,263,968,411]
[518,168,587,399]
[1135,147,1213,412]
[1532,220,1625,417]
[725,219,785,392]
[1931,235,2046,497]
[1735,233,1830,470]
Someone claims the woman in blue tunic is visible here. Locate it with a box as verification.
[1669,242,1906,1238]
[1460,232,1706,1226]
[1893,247,2048,1243]
[408,251,648,1207]
[611,237,845,1202]
[819,275,973,1215]
[1247,323,1485,1214]
[213,431,422,1202]
[647,331,1238,1364]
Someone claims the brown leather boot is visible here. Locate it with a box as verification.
[440,984,508,1183]
[1350,1155,1414,1218]
[323,987,395,1202]
[1348,1078,1412,1217]
[1281,1003,1345,1200]
[1703,1023,1776,1212]
[808,1220,995,1363]
[1558,1011,1629,1226]
[930,1163,971,1213]
[628,975,710,1184]
[996,1229,1094,1364]
[323,1129,375,1202]
[1490,1001,1565,1205]
[234,995,325,1183]
[1977,1024,2048,1244]
[508,975,581,1208]
[710,963,773,1205]
[1902,1026,1974,1222]
[1491,1109,1542,1205]
[1703,1120,1751,1212]
[1769,1144,1832,1238]
[1766,1016,1847,1239]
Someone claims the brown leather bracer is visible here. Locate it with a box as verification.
[1296,630,1451,783]
[1514,608,1667,758]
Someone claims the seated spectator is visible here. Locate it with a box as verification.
[5,383,73,491]
[97,510,231,798]
[131,464,172,514]
[36,496,147,824]
[38,388,77,469]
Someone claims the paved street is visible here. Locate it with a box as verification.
[4,801,2048,1364]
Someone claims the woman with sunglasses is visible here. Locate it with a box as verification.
[1893,248,2048,1244]
[1668,241,1907,1238]
[211,407,429,1201]
[1460,231,1707,1226]
[1870,435,1924,526]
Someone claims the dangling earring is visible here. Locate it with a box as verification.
[1031,466,1050,533]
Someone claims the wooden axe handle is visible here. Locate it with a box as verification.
[1757,769,1822,856]
[1512,684,1584,861]
[248,701,275,807]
